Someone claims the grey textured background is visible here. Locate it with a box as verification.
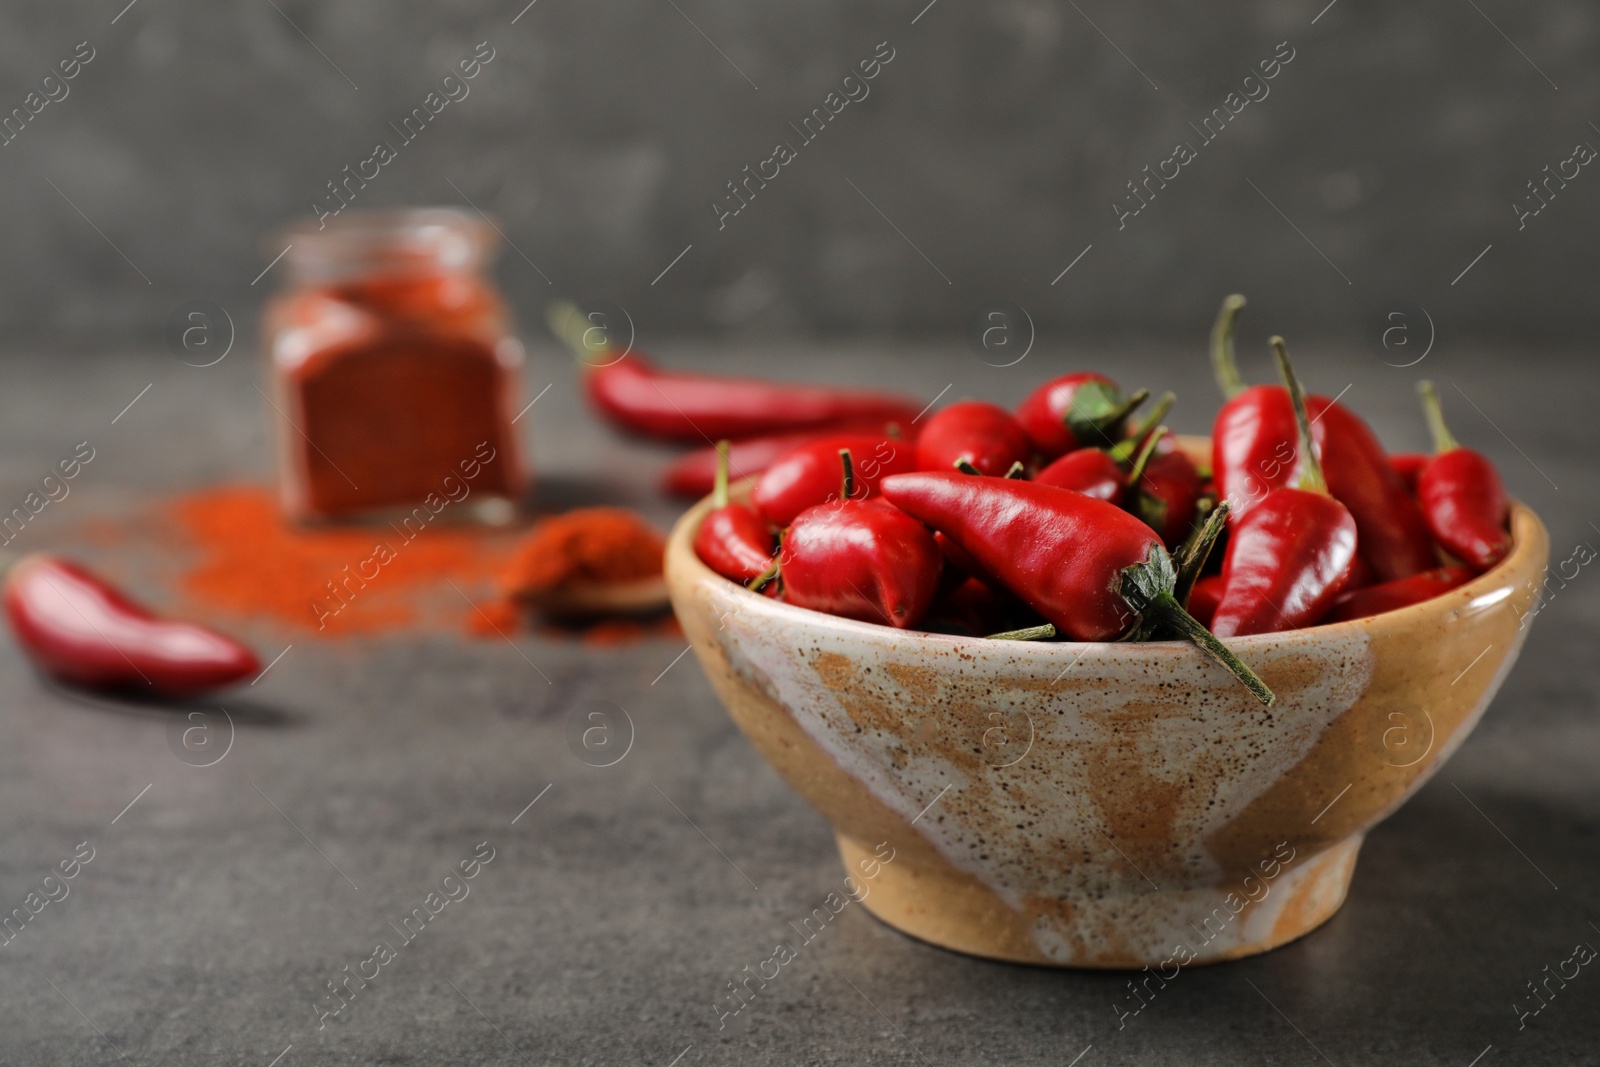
[1,0,1596,350]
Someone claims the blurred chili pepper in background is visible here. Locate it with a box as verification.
[3,553,259,696]
[662,420,911,498]
[1415,381,1511,573]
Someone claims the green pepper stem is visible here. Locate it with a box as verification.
[546,300,610,367]
[1174,500,1229,606]
[954,458,982,476]
[1416,380,1459,454]
[987,623,1057,641]
[1210,294,1248,400]
[839,448,856,501]
[1125,425,1167,491]
[1270,336,1327,495]
[1003,460,1026,479]
[1083,387,1151,439]
[1149,593,1275,706]
[712,440,732,508]
[747,559,780,593]
[1110,391,1176,463]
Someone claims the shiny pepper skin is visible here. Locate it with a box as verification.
[1418,450,1509,572]
[916,401,1033,477]
[1035,448,1125,503]
[693,504,774,585]
[1210,489,1358,637]
[753,432,915,528]
[1132,450,1203,548]
[4,554,259,695]
[1324,565,1473,624]
[780,499,941,628]
[1014,373,1142,461]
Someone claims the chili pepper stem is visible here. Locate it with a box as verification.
[839,448,856,501]
[1210,294,1248,399]
[1149,593,1276,706]
[1416,380,1460,454]
[545,300,605,365]
[953,458,982,476]
[1003,461,1026,479]
[712,440,732,508]
[747,560,780,593]
[1110,391,1176,463]
[1125,425,1167,492]
[987,623,1057,641]
[1174,500,1229,606]
[1075,387,1151,441]
[1270,337,1328,494]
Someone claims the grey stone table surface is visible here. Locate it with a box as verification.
[0,337,1595,1066]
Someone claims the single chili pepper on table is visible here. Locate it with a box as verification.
[1323,565,1474,624]
[548,303,921,443]
[1209,339,1359,638]
[693,441,777,586]
[1207,294,1435,581]
[3,553,259,696]
[1415,380,1511,573]
[879,472,1274,704]
[1034,392,1176,504]
[752,431,917,528]
[779,452,942,628]
[916,400,1034,477]
[661,420,910,498]
[1014,373,1150,461]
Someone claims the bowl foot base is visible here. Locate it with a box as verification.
[837,833,1361,968]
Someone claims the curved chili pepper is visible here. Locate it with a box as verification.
[693,442,776,585]
[1210,339,1358,638]
[1389,452,1428,494]
[916,401,1033,477]
[661,420,909,498]
[752,431,917,528]
[1207,294,1434,580]
[1323,565,1473,624]
[1014,373,1149,461]
[547,302,920,443]
[780,452,941,628]
[3,554,259,695]
[880,472,1273,704]
[1415,381,1511,572]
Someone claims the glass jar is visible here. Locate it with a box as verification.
[264,208,528,523]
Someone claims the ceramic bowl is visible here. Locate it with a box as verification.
[663,449,1548,968]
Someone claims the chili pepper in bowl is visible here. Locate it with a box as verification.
[1207,295,1434,580]
[1035,392,1175,504]
[1186,574,1226,629]
[661,420,911,498]
[1415,380,1511,572]
[1014,374,1149,461]
[692,442,776,586]
[752,431,917,528]
[780,451,942,629]
[549,302,920,443]
[1131,447,1203,549]
[3,553,259,696]
[1389,452,1428,494]
[916,401,1033,477]
[879,472,1274,705]
[1210,339,1358,638]
[1323,565,1474,624]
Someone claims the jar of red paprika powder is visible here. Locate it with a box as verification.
[264,208,528,523]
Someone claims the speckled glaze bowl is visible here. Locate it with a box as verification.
[664,450,1548,968]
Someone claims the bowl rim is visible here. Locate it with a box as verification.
[664,442,1549,656]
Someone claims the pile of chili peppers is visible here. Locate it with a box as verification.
[611,295,1518,709]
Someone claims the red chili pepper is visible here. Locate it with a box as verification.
[1014,373,1149,461]
[915,401,1033,477]
[1035,393,1175,505]
[924,575,1017,636]
[661,420,910,498]
[3,554,259,695]
[752,431,916,528]
[1323,565,1474,623]
[780,452,941,628]
[1389,452,1428,494]
[1210,339,1359,638]
[1414,381,1511,573]
[1131,450,1203,549]
[880,472,1274,704]
[1187,574,1226,629]
[1208,294,1434,581]
[693,442,776,585]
